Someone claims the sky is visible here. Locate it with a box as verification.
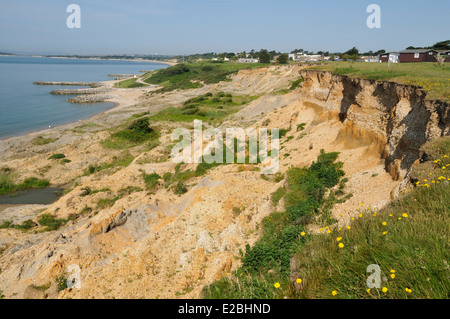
[0,0,449,55]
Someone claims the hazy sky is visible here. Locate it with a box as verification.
[0,0,449,55]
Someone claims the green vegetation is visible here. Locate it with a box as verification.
[308,62,450,101]
[271,187,286,206]
[143,62,268,92]
[48,153,66,160]
[0,169,50,195]
[84,152,134,175]
[114,77,145,88]
[149,92,257,123]
[277,54,289,64]
[143,172,161,193]
[31,136,58,146]
[0,219,36,231]
[37,214,68,231]
[204,150,347,298]
[56,274,68,292]
[204,137,450,299]
[101,117,160,149]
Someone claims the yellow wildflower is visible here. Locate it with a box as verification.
[338,243,344,248]
[331,290,338,296]
[296,278,302,284]
[274,282,280,289]
[382,287,388,293]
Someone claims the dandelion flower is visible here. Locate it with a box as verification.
[300,232,306,237]
[382,221,387,226]
[390,269,396,273]
[402,213,408,218]
[383,231,388,235]
[359,213,363,218]
[382,287,388,293]
[338,243,344,248]
[296,278,302,284]
[336,237,342,242]
[347,226,351,230]
[391,274,395,279]
[367,288,371,293]
[331,290,338,296]
[274,282,280,289]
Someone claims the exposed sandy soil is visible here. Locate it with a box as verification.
[1,64,446,299]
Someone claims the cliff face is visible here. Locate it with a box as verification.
[298,70,450,180]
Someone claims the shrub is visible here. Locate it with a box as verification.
[143,172,161,192]
[38,214,68,231]
[48,154,66,160]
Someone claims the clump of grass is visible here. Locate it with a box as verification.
[48,153,66,160]
[290,77,304,90]
[38,214,68,231]
[31,136,58,146]
[271,187,286,206]
[143,172,161,193]
[102,118,160,149]
[84,152,134,175]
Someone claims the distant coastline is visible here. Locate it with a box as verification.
[45,56,177,66]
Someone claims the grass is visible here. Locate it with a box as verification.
[114,78,146,88]
[0,169,50,195]
[308,62,450,101]
[143,172,161,193]
[203,137,450,299]
[84,152,134,175]
[37,214,68,231]
[101,117,160,149]
[48,153,66,160]
[149,92,257,124]
[31,136,58,146]
[204,150,347,298]
[143,62,269,92]
[271,187,286,206]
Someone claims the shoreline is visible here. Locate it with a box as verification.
[0,58,170,143]
[0,79,152,144]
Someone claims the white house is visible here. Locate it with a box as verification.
[237,58,259,63]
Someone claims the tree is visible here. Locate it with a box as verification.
[432,40,450,50]
[277,54,289,64]
[344,47,359,56]
[258,50,271,63]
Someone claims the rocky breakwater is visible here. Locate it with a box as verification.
[66,94,117,103]
[298,70,450,181]
[33,81,103,88]
[50,88,113,95]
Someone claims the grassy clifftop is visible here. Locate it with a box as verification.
[308,62,450,101]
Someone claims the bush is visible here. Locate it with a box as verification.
[48,154,66,160]
[38,214,68,231]
[143,172,161,192]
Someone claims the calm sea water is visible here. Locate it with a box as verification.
[0,56,166,139]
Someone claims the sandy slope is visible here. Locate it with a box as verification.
[1,64,442,299]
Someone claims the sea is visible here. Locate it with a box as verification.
[0,56,166,139]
